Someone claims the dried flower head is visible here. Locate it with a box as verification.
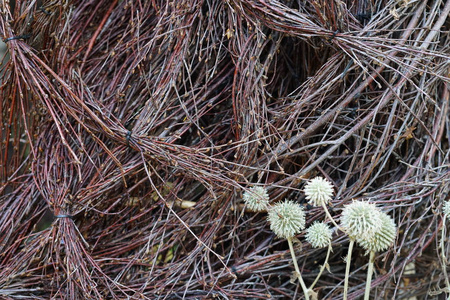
[358,212,397,253]
[304,177,334,206]
[268,200,306,239]
[340,200,382,240]
[306,222,332,248]
[242,186,270,212]
[443,201,450,219]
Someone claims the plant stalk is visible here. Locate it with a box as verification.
[310,243,332,290]
[364,251,375,300]
[287,236,310,300]
[343,239,355,300]
[322,202,341,230]
[441,217,450,299]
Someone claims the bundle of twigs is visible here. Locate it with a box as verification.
[0,0,449,299]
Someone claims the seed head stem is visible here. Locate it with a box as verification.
[287,237,310,300]
[364,251,375,300]
[309,242,332,290]
[321,202,341,231]
[441,216,450,296]
[343,239,355,300]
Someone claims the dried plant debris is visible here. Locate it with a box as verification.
[0,0,449,299]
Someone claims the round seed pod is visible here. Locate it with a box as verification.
[357,212,396,253]
[242,186,270,212]
[443,201,450,219]
[304,177,334,206]
[268,200,306,239]
[340,200,382,241]
[306,221,332,248]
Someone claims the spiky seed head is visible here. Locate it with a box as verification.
[306,222,332,248]
[242,186,270,212]
[358,212,397,253]
[304,177,334,206]
[340,200,382,241]
[443,201,450,219]
[268,200,306,239]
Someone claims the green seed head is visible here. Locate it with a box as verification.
[357,212,397,253]
[306,222,332,248]
[304,177,334,206]
[443,201,450,219]
[242,186,270,212]
[268,200,306,239]
[340,200,382,241]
